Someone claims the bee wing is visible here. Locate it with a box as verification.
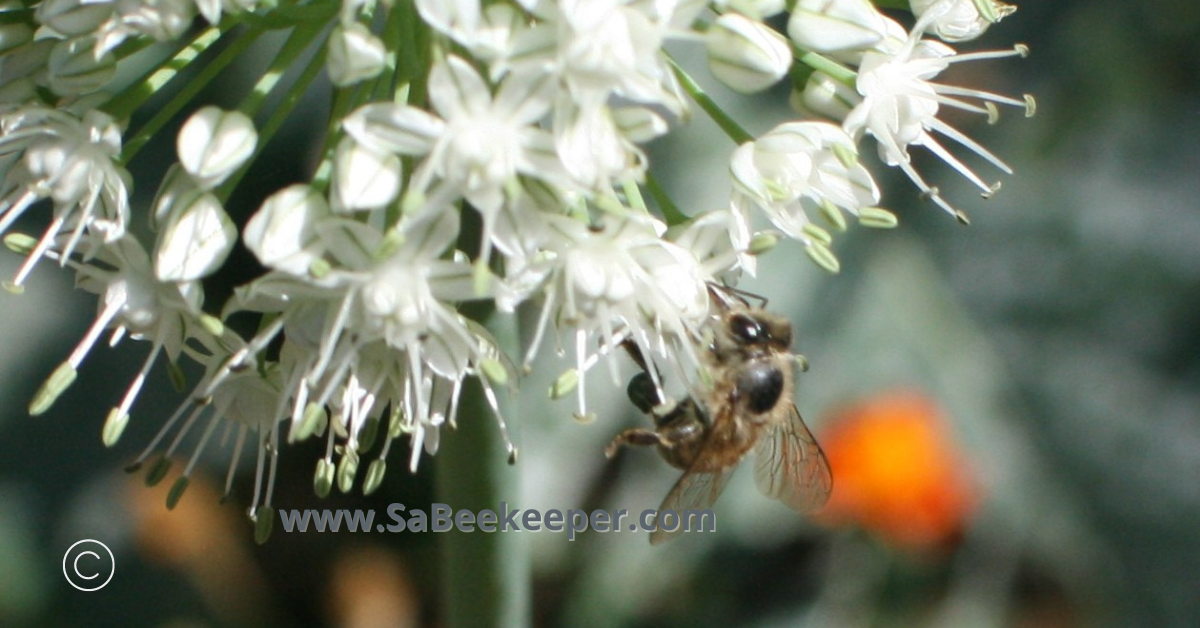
[753,404,832,513]
[649,465,735,545]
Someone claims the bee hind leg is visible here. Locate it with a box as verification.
[605,428,670,459]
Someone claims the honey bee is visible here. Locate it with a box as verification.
[606,286,832,544]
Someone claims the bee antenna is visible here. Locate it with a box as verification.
[707,282,768,309]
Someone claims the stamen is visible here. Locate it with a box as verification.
[182,412,223,478]
[223,424,249,499]
[446,377,463,429]
[112,343,162,425]
[574,328,588,419]
[927,118,1013,174]
[13,216,65,287]
[163,404,207,458]
[407,423,424,473]
[67,297,125,369]
[0,190,38,235]
[480,375,516,461]
[248,430,267,516]
[263,424,280,508]
[310,292,354,382]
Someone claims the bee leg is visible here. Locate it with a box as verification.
[605,428,670,459]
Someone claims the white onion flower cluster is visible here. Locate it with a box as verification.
[0,0,1031,538]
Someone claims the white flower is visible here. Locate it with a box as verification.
[731,121,879,241]
[343,55,561,215]
[418,2,523,73]
[177,106,258,191]
[670,207,755,280]
[0,106,129,288]
[28,236,225,426]
[551,0,677,109]
[227,207,516,480]
[553,101,666,191]
[843,23,1032,219]
[527,212,712,419]
[705,13,792,94]
[125,362,287,534]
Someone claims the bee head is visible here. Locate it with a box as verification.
[726,311,792,352]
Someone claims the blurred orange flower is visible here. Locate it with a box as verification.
[818,391,980,550]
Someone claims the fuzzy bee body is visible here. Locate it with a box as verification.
[607,287,832,544]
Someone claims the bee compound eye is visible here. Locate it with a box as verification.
[736,362,783,415]
[729,313,764,344]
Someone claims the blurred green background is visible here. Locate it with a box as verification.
[3,1,1200,627]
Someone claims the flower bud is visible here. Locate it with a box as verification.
[244,184,330,275]
[0,21,33,55]
[723,0,787,19]
[36,0,112,37]
[0,77,36,104]
[327,22,387,88]
[706,14,791,94]
[788,0,888,54]
[177,106,258,190]
[154,191,237,281]
[47,36,116,96]
[911,0,1015,42]
[331,136,401,212]
[791,71,860,120]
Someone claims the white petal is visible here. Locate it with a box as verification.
[415,0,481,40]
[400,207,461,262]
[343,102,442,155]
[317,218,383,269]
[428,55,492,120]
[493,68,554,124]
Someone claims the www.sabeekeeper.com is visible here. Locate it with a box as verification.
[277,504,715,540]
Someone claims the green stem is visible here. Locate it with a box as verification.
[436,314,530,628]
[645,172,689,227]
[104,26,223,123]
[237,21,326,119]
[665,53,752,145]
[217,25,329,200]
[309,84,356,192]
[792,46,858,88]
[120,25,264,163]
